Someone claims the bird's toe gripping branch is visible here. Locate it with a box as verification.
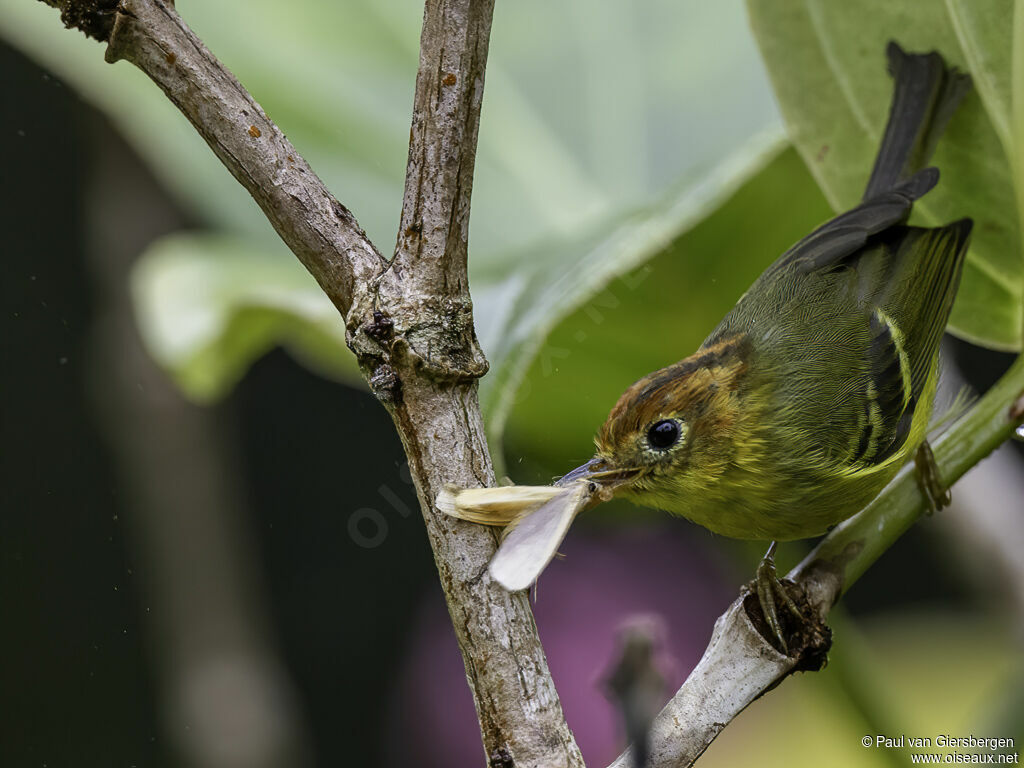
[914,440,951,514]
[746,543,832,667]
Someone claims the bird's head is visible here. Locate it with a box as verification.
[436,334,753,591]
[559,334,751,507]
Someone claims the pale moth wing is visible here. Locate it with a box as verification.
[488,482,591,591]
[436,484,564,525]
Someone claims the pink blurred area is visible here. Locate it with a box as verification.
[387,524,736,766]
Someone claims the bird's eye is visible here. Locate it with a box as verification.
[647,419,681,450]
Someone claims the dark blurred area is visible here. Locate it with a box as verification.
[3,37,1022,768]
[2,41,433,767]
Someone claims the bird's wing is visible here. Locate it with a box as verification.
[846,305,917,465]
[850,220,972,465]
[764,169,936,279]
[792,220,971,468]
[715,218,970,471]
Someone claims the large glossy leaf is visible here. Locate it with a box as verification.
[746,0,1023,351]
[0,0,783,406]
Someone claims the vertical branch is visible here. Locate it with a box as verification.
[397,0,493,299]
[347,3,586,765]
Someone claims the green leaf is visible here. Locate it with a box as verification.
[501,147,834,477]
[132,233,357,401]
[746,0,1024,351]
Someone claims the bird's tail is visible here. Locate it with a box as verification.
[863,42,972,201]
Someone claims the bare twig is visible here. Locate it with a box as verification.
[609,354,1024,768]
[44,0,584,764]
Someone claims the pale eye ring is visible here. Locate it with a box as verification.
[647,419,682,450]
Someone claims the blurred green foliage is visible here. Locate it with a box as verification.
[8,0,1018,440]
[3,2,1020,462]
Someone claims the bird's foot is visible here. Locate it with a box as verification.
[914,440,950,515]
[754,541,803,655]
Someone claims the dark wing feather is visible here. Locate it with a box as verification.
[843,220,972,466]
[878,220,973,403]
[850,309,909,464]
[764,169,936,279]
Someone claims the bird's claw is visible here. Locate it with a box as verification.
[914,440,950,514]
[755,542,802,655]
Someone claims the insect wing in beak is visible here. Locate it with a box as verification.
[489,481,592,591]
[436,484,564,525]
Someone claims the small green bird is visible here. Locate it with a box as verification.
[440,42,972,650]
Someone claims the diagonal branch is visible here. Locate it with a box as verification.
[43,0,584,764]
[608,354,1024,768]
[103,0,386,318]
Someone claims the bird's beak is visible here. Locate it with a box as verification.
[555,457,641,492]
[556,457,605,486]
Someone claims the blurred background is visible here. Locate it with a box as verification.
[2,1,1022,766]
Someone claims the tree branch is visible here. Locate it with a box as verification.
[344,2,584,764]
[103,0,385,318]
[43,0,584,764]
[609,354,1024,768]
